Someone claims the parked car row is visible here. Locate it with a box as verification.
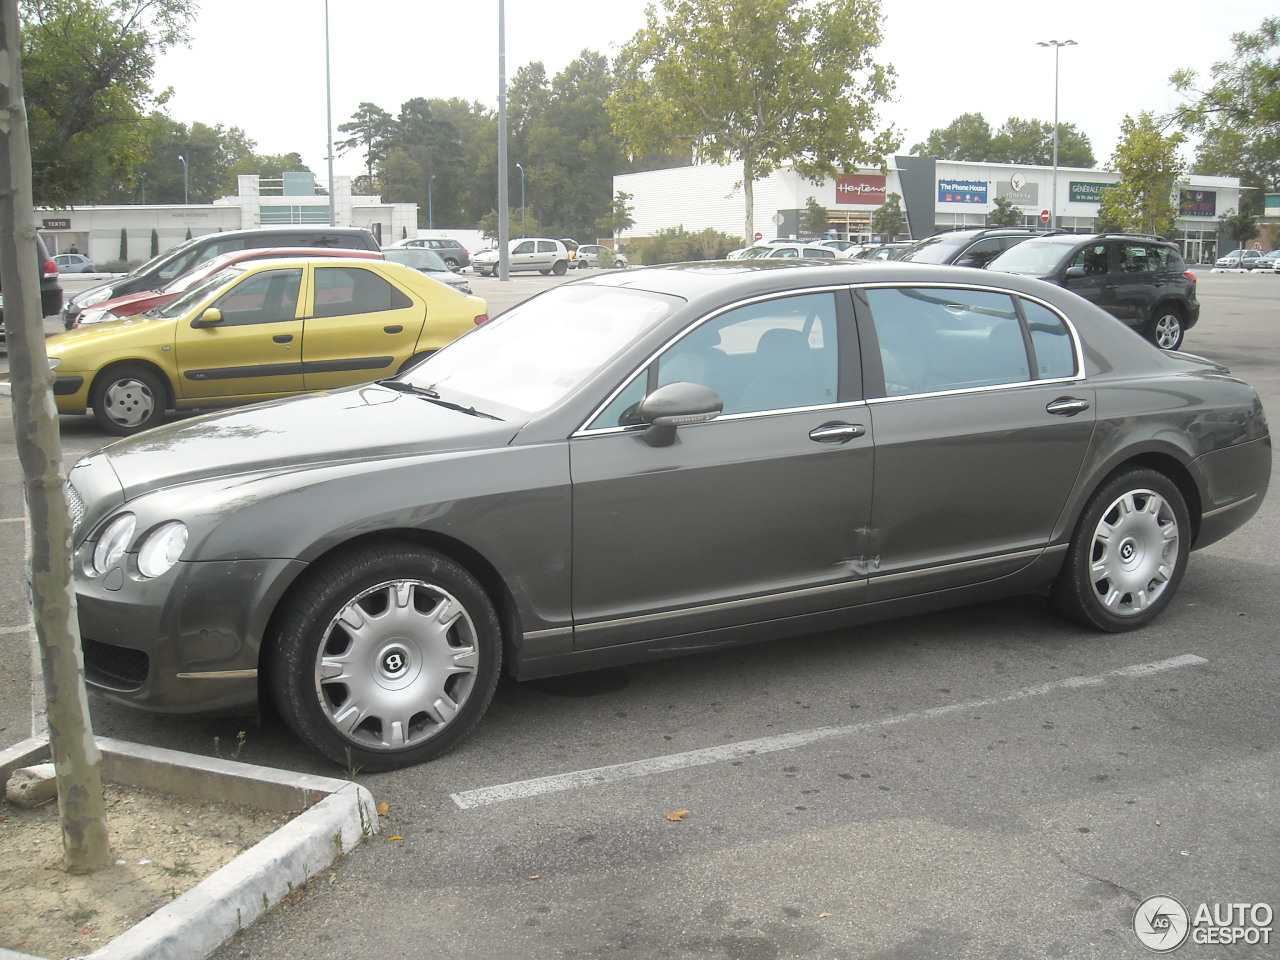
[0,234,63,343]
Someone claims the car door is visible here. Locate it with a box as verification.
[510,239,537,272]
[568,289,873,649]
[857,284,1095,600]
[1060,241,1119,316]
[173,267,305,401]
[302,263,424,390]
[1110,241,1160,322]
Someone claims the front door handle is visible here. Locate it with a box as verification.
[809,422,866,444]
[1046,397,1090,416]
[273,334,294,344]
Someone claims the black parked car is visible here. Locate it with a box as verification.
[0,234,63,343]
[988,233,1200,350]
[896,227,1056,268]
[66,260,1269,770]
[62,226,381,329]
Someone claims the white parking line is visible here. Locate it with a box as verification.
[451,654,1208,809]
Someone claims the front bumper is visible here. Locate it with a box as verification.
[77,555,307,715]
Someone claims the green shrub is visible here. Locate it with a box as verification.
[627,225,743,265]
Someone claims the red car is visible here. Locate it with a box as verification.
[70,247,383,329]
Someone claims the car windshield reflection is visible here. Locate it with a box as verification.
[399,284,677,415]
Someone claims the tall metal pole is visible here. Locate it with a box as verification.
[515,162,525,226]
[428,174,436,229]
[178,154,188,204]
[497,0,510,280]
[325,0,336,226]
[1037,39,1076,231]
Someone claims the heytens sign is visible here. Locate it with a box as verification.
[835,175,886,205]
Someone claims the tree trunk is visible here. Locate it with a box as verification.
[742,150,755,245]
[0,0,111,875]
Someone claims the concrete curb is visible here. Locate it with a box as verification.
[0,736,378,960]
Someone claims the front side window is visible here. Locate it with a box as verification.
[512,240,535,255]
[865,287,1031,395]
[210,268,302,326]
[1068,243,1112,277]
[588,291,841,428]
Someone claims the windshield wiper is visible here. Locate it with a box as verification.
[375,379,500,419]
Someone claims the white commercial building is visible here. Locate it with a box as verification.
[36,174,418,265]
[615,157,1242,264]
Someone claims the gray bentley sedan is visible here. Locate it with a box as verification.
[66,260,1271,770]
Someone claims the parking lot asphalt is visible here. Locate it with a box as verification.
[2,270,1277,960]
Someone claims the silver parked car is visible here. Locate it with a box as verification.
[574,244,628,269]
[67,260,1271,770]
[382,246,473,295]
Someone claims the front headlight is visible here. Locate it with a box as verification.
[75,287,114,309]
[137,521,188,578]
[92,514,135,574]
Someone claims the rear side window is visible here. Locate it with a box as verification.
[865,287,1033,395]
[1021,300,1077,380]
[313,266,411,317]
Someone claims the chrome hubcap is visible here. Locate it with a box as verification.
[1088,489,1180,616]
[314,579,479,750]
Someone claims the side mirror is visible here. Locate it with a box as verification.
[193,307,224,328]
[636,381,723,447]
[1064,265,1087,280]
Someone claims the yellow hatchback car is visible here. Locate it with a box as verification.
[48,257,489,435]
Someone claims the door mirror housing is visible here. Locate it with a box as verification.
[636,381,723,447]
[193,307,224,328]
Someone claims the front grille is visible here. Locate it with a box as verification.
[65,481,85,533]
[82,637,149,691]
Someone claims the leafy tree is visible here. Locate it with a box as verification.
[595,190,635,237]
[802,196,829,238]
[1173,18,1280,214]
[910,113,992,161]
[477,208,541,242]
[20,0,196,204]
[1218,208,1259,247]
[988,195,1023,227]
[989,117,1094,168]
[912,113,1094,167]
[1097,112,1186,236]
[610,0,898,243]
[336,102,395,187]
[872,192,905,240]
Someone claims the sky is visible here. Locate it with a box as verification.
[150,1,1266,185]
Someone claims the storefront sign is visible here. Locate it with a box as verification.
[937,180,987,204]
[1180,189,1217,217]
[835,174,886,205]
[1069,181,1110,204]
[42,217,71,230]
[996,173,1038,206]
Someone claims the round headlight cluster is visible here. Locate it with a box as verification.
[89,514,188,579]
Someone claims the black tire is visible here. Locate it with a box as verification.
[267,542,501,771]
[90,364,166,435]
[552,260,568,276]
[443,258,460,272]
[1147,305,1185,350]
[614,259,627,269]
[1051,468,1190,632]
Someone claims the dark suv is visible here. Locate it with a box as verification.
[0,234,63,343]
[62,225,380,328]
[895,227,1053,268]
[987,233,1200,350]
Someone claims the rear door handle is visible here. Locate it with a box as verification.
[1046,397,1090,416]
[384,325,404,334]
[809,422,866,444]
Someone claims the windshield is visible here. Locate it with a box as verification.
[400,284,677,416]
[150,265,249,318]
[386,248,448,271]
[895,235,968,263]
[988,238,1077,276]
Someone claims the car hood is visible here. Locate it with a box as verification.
[79,385,523,504]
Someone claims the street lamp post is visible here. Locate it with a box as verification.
[515,162,525,226]
[428,174,436,229]
[324,0,336,225]
[178,154,189,204]
[1037,39,1076,231]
